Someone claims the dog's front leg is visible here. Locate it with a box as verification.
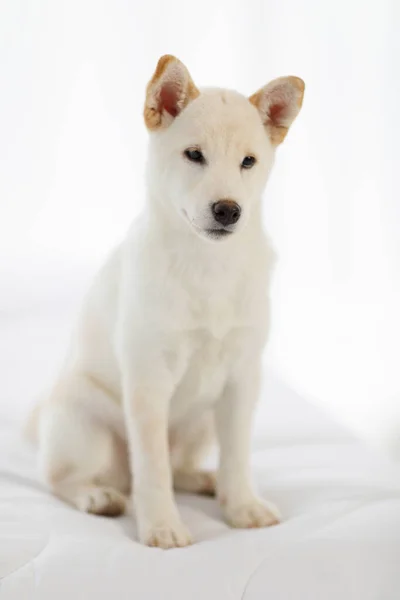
[121,366,192,549]
[215,364,280,529]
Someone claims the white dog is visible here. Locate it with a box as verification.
[28,55,304,549]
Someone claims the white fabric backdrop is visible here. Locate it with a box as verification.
[1,0,399,455]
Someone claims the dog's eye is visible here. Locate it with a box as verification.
[184,148,206,164]
[241,156,256,169]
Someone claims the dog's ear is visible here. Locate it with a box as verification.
[249,76,305,145]
[144,55,200,130]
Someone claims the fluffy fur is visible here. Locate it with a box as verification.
[28,55,304,549]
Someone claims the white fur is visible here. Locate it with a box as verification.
[29,58,303,549]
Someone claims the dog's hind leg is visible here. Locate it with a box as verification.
[171,412,217,496]
[173,469,217,497]
[38,374,130,516]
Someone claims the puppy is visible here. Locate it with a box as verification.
[28,55,304,549]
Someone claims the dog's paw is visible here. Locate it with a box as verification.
[76,486,126,517]
[224,499,280,529]
[174,469,217,496]
[140,519,193,549]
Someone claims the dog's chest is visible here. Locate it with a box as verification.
[171,330,237,419]
[183,268,248,338]
[193,294,236,340]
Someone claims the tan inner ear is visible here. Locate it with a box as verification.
[144,55,200,131]
[249,76,305,146]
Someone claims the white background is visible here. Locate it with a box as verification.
[1,1,399,455]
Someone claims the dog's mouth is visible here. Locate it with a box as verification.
[182,210,234,240]
[204,228,232,239]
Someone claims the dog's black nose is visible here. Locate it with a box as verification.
[212,200,241,226]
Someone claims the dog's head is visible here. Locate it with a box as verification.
[144,55,304,242]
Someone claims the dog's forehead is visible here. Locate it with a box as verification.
[177,88,264,140]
